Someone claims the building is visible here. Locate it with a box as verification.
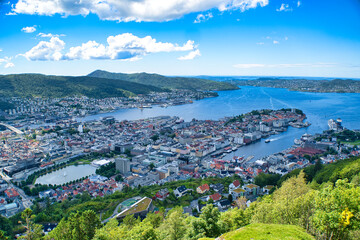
[196,184,210,194]
[116,197,153,220]
[155,188,169,201]
[115,158,130,174]
[4,188,20,200]
[230,188,246,199]
[174,185,191,198]
[207,193,222,202]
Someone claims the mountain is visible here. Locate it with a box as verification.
[0,74,165,98]
[233,78,360,93]
[88,70,239,91]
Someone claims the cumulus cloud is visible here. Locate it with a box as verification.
[11,0,269,22]
[178,49,201,60]
[22,33,199,61]
[38,32,66,38]
[21,26,36,33]
[234,63,337,69]
[276,3,292,12]
[22,37,65,61]
[194,13,213,23]
[273,40,279,44]
[0,56,15,69]
[4,62,15,68]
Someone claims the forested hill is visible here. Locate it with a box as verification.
[232,78,360,93]
[0,74,165,98]
[88,70,239,91]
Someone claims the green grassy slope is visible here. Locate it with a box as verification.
[200,223,315,240]
[0,74,164,98]
[88,70,239,91]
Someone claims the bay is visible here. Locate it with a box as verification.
[81,86,360,160]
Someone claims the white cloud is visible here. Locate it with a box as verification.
[234,63,337,69]
[256,42,265,45]
[194,13,213,23]
[284,36,288,40]
[21,26,36,33]
[38,33,66,38]
[4,62,15,68]
[178,49,201,60]
[273,40,279,44]
[297,1,301,7]
[0,56,14,69]
[276,3,292,12]
[11,0,269,22]
[22,37,65,61]
[22,33,198,61]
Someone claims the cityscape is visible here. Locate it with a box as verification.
[1,0,360,239]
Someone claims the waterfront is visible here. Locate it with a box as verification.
[81,86,360,160]
[35,165,96,185]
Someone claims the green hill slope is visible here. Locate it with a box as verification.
[278,156,360,186]
[88,70,239,91]
[200,223,314,240]
[0,74,164,98]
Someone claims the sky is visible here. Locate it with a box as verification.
[0,0,359,78]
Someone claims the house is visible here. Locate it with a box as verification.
[39,189,57,199]
[230,188,246,199]
[196,184,210,194]
[174,185,191,198]
[244,184,260,196]
[207,193,222,202]
[210,183,224,193]
[262,185,274,195]
[155,188,169,201]
[229,180,241,192]
[4,188,20,200]
[217,199,231,210]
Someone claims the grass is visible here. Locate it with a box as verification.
[205,223,315,240]
[118,197,152,218]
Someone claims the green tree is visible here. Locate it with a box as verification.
[311,179,360,240]
[46,210,101,240]
[18,209,43,240]
[158,207,186,240]
[199,204,221,238]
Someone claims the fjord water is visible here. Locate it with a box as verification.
[83,86,360,160]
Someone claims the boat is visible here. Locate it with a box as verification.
[265,139,271,143]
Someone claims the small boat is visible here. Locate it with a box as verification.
[265,139,271,143]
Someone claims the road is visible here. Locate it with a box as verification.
[0,122,23,134]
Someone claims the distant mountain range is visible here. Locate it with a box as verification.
[88,70,238,91]
[228,78,360,93]
[0,71,238,98]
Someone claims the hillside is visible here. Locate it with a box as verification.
[0,74,164,98]
[278,156,360,186]
[200,223,315,240]
[233,78,360,93]
[88,70,239,91]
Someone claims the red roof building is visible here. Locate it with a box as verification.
[4,188,20,199]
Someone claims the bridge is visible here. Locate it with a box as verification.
[0,123,23,134]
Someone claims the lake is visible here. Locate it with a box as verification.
[35,165,96,185]
[81,86,360,160]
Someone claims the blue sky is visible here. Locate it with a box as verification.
[0,0,359,78]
